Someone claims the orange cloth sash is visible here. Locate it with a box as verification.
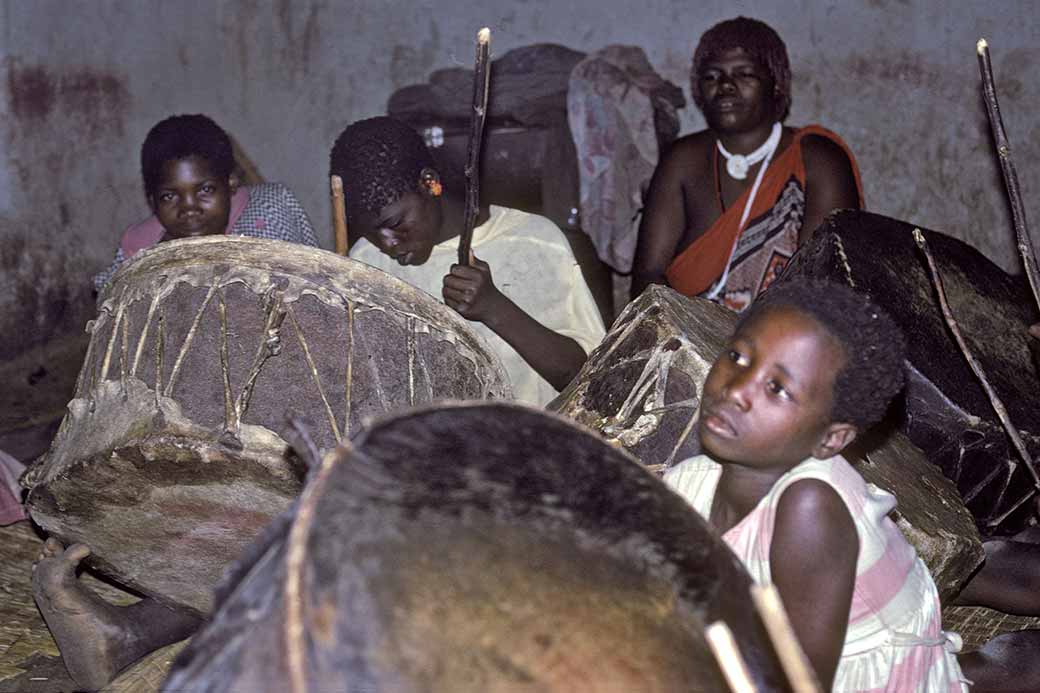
[664,125,862,298]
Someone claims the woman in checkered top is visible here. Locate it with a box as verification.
[93,114,318,293]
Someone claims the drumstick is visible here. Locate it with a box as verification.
[750,584,822,693]
[459,27,492,266]
[705,621,759,693]
[977,39,1040,316]
[331,175,349,255]
[914,228,1040,496]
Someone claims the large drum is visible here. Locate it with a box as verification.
[163,402,787,692]
[781,210,1040,535]
[23,237,510,613]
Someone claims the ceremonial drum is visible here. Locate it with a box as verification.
[782,210,1040,536]
[24,237,510,613]
[163,403,787,692]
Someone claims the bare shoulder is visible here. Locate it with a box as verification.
[775,478,855,536]
[657,130,715,177]
[800,133,855,176]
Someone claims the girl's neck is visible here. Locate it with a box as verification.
[711,463,792,534]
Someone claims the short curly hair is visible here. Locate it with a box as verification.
[140,114,235,199]
[329,117,435,223]
[738,279,906,430]
[691,16,792,122]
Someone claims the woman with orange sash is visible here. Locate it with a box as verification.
[630,17,862,312]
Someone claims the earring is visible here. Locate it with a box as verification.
[420,168,442,197]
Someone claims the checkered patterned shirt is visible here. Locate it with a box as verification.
[93,182,318,292]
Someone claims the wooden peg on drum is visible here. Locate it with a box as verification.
[331,174,349,255]
[705,620,759,693]
[751,583,822,693]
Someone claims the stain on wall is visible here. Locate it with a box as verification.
[2,0,1039,361]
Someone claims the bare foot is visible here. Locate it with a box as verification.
[32,538,131,690]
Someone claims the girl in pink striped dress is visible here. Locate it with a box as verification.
[664,280,969,691]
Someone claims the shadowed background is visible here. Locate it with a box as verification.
[2,0,1037,357]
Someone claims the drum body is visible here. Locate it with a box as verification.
[782,210,1040,536]
[163,403,786,692]
[24,237,510,613]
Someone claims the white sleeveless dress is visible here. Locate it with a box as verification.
[664,454,969,692]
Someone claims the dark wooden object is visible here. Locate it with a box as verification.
[783,210,1040,535]
[459,28,491,265]
[163,403,787,692]
[23,237,510,614]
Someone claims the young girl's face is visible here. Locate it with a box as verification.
[150,156,235,240]
[699,306,848,471]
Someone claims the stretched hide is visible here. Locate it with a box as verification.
[552,286,983,600]
[783,210,1040,535]
[163,403,786,692]
[23,237,510,613]
[550,285,728,472]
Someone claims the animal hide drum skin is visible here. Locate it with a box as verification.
[23,236,510,614]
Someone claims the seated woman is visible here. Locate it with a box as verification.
[630,17,862,312]
[331,117,605,406]
[93,114,318,292]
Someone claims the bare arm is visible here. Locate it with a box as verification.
[443,258,588,391]
[800,134,860,245]
[769,479,859,690]
[630,145,691,301]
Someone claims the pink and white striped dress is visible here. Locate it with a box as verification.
[664,454,969,692]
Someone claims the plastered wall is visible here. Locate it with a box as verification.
[2,0,1038,358]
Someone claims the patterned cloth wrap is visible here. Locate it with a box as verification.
[0,449,26,526]
[665,126,862,312]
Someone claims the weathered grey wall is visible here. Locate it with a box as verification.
[2,0,1038,358]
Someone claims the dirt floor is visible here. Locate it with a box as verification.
[0,330,186,692]
[0,331,89,464]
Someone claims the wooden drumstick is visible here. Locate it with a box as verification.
[459,27,492,266]
[331,175,349,256]
[750,584,822,693]
[705,620,759,693]
[977,38,1040,315]
[914,228,1040,499]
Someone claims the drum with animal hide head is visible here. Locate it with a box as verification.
[23,236,510,614]
[163,402,787,692]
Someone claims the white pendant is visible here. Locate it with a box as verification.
[726,155,750,180]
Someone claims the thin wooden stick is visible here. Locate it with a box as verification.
[231,135,265,185]
[913,228,1040,496]
[458,27,492,266]
[750,584,822,693]
[330,175,349,255]
[977,38,1040,314]
[705,621,759,693]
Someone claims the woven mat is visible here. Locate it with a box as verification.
[0,521,184,692]
[943,604,1040,652]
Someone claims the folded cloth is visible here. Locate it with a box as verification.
[0,449,26,525]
